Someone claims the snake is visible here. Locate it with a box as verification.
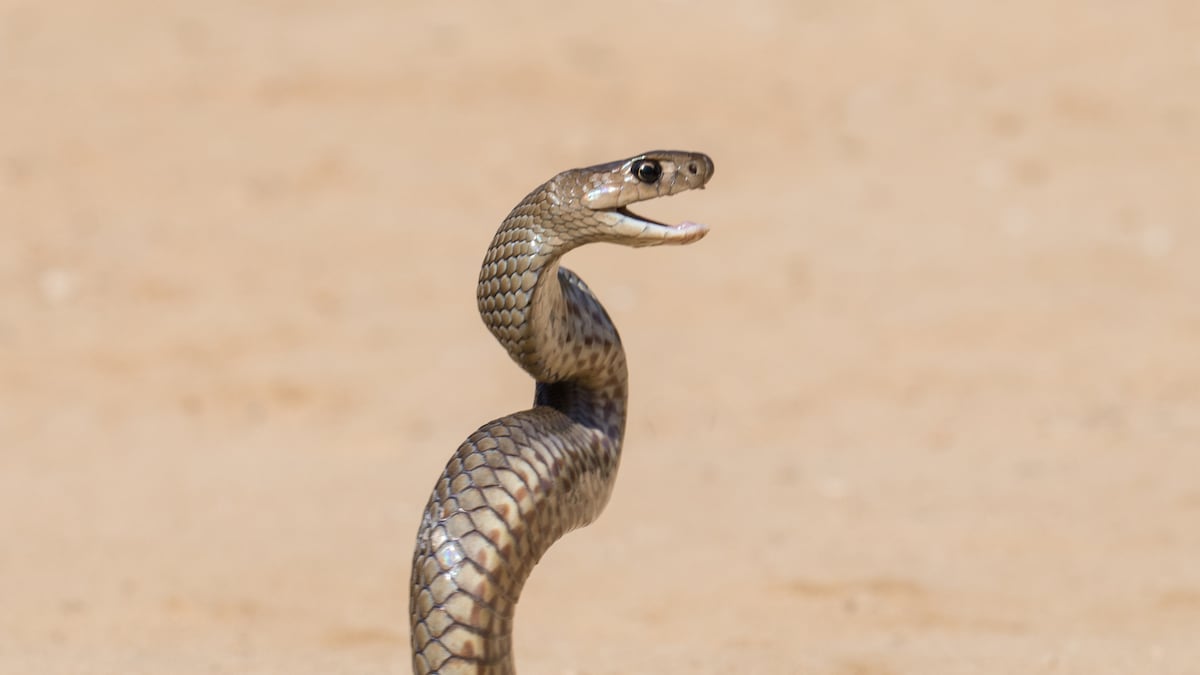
[409,150,714,674]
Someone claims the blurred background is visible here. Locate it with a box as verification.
[2,1,1198,673]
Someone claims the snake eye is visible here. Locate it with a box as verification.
[632,159,662,184]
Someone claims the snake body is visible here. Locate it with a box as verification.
[410,150,714,674]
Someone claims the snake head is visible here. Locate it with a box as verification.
[571,150,713,247]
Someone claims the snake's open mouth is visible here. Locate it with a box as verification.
[615,206,666,227]
[613,206,709,243]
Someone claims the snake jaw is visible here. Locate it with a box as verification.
[606,206,709,245]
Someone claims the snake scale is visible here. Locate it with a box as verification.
[410,150,714,674]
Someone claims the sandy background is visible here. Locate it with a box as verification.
[3,1,1199,673]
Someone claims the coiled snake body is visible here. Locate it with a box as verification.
[410,150,714,674]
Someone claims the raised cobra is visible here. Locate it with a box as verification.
[409,150,714,674]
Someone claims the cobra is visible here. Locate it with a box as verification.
[410,150,714,674]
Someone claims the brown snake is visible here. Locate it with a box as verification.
[409,150,713,674]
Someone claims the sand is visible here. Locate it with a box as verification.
[3,1,1198,673]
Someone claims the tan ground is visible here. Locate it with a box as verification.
[3,2,1199,673]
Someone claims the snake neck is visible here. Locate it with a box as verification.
[478,203,629,444]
